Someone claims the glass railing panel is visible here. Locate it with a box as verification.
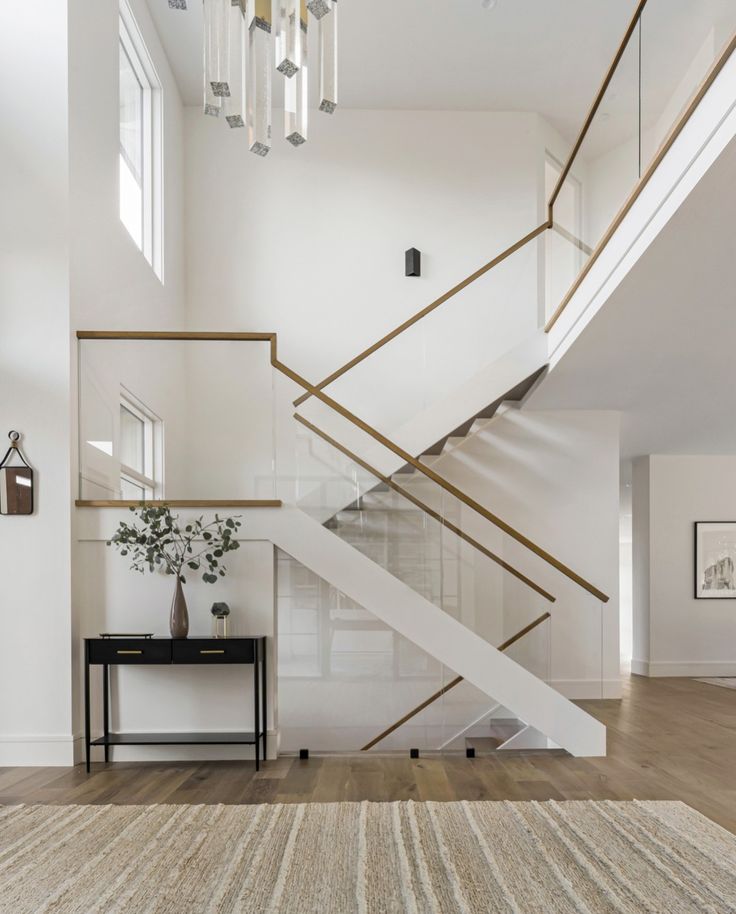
[545,23,640,321]
[640,0,736,168]
[284,419,555,642]
[299,236,543,448]
[375,614,553,756]
[276,548,449,753]
[78,337,276,502]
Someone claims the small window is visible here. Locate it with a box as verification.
[119,1,163,279]
[119,391,162,500]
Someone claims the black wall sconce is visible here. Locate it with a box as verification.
[405,248,421,277]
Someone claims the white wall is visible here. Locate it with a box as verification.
[633,455,736,677]
[0,1,73,765]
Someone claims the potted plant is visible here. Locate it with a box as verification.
[107,506,242,638]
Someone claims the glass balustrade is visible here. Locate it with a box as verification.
[275,385,605,753]
[546,0,736,324]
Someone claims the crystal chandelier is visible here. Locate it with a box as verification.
[170,0,338,157]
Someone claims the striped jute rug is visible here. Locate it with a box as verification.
[0,800,734,913]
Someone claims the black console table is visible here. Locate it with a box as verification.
[83,636,267,773]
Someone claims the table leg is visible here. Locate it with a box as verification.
[103,664,110,764]
[253,640,260,772]
[84,643,91,774]
[261,639,267,762]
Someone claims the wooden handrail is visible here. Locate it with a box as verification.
[75,500,281,507]
[76,331,277,341]
[361,611,552,751]
[275,357,609,602]
[294,414,556,603]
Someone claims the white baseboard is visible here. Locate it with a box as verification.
[631,660,736,678]
[550,679,622,700]
[0,734,76,766]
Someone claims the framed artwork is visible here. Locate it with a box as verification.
[695,522,736,598]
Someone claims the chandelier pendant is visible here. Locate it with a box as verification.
[173,0,338,158]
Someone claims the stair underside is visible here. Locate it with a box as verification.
[396,365,546,473]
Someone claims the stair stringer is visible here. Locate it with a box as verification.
[261,506,606,757]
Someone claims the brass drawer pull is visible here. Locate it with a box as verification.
[117,650,143,655]
[200,649,226,655]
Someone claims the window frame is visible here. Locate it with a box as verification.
[119,0,164,281]
[119,388,164,500]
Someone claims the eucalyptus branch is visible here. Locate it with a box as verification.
[107,506,242,585]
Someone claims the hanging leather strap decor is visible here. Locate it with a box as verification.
[0,431,34,515]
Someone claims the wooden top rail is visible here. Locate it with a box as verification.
[75,500,281,508]
[361,611,552,751]
[76,331,276,341]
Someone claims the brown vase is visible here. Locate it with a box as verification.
[170,578,189,639]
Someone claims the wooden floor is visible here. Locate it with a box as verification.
[3,676,736,832]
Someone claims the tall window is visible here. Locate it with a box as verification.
[119,2,163,279]
[119,391,161,500]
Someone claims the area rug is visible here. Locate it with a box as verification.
[695,676,736,690]
[0,800,734,913]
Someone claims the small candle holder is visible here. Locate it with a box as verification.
[211,602,230,638]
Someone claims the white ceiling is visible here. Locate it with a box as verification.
[527,132,736,459]
[146,0,637,140]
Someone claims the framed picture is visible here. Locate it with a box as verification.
[695,522,736,598]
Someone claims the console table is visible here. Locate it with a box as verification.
[83,636,267,773]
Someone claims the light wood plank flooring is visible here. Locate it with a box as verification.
[2,676,735,832]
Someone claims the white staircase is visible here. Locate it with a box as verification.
[262,506,606,757]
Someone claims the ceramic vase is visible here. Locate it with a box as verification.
[170,578,189,639]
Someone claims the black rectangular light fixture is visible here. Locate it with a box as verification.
[405,248,421,277]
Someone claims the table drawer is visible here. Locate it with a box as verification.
[172,639,255,664]
[88,639,172,664]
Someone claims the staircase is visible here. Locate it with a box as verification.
[268,4,736,759]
